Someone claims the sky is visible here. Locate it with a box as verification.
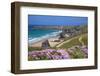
[28,15,88,26]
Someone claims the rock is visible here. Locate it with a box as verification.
[53,39,60,42]
[59,32,65,39]
[41,40,50,49]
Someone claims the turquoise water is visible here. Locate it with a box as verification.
[28,26,62,44]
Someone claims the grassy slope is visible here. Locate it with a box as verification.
[58,33,87,49]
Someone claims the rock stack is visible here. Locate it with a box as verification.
[41,40,50,49]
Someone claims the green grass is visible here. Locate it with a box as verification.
[58,34,87,49]
[81,34,88,46]
[28,47,42,51]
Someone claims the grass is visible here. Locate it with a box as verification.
[28,47,42,51]
[58,33,87,49]
[81,34,88,46]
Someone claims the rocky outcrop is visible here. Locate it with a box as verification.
[41,40,50,49]
[59,32,66,39]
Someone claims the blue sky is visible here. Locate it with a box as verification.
[28,15,88,26]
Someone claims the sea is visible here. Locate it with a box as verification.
[28,26,62,44]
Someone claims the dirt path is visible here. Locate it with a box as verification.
[79,36,84,46]
[56,36,79,48]
[56,34,85,48]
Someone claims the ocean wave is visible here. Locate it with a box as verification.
[28,30,62,44]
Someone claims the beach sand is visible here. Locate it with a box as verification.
[29,36,63,48]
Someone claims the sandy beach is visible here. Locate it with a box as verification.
[29,36,63,48]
